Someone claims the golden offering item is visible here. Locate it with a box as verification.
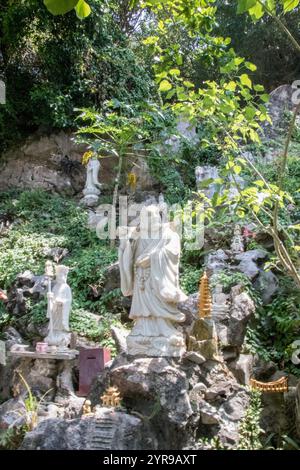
[250,376,288,393]
[101,386,122,408]
[82,399,93,415]
[127,172,137,191]
[198,271,212,318]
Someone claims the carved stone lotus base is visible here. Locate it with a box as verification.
[126,333,186,357]
[80,194,99,208]
[45,331,71,348]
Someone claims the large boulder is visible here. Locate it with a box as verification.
[89,354,249,449]
[6,271,48,317]
[21,408,144,450]
[254,270,279,305]
[234,249,267,280]
[0,132,86,195]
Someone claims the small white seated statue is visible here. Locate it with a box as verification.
[212,284,229,319]
[230,224,244,253]
[82,157,101,207]
[45,265,72,349]
[119,205,187,357]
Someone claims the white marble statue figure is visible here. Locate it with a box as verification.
[119,205,187,357]
[212,284,229,319]
[230,224,244,253]
[82,157,101,206]
[45,265,72,348]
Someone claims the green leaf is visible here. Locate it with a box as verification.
[44,0,79,15]
[237,0,257,14]
[245,105,257,120]
[254,84,264,92]
[245,61,257,71]
[233,165,242,175]
[260,94,270,102]
[254,180,265,188]
[225,81,237,91]
[240,74,252,88]
[249,3,264,19]
[266,0,276,13]
[183,80,194,88]
[283,0,300,13]
[169,68,181,76]
[143,36,159,45]
[159,80,172,92]
[75,0,91,19]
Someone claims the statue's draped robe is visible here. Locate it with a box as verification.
[119,226,186,337]
[46,283,72,346]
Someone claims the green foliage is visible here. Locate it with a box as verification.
[0,426,26,450]
[246,289,300,373]
[180,266,203,295]
[44,0,81,16]
[70,309,118,344]
[198,389,264,450]
[237,0,300,17]
[215,2,300,89]
[0,0,153,152]
[0,190,95,288]
[211,270,261,305]
[237,389,264,450]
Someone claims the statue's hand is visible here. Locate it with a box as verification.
[136,255,150,268]
[118,225,139,248]
[47,292,54,300]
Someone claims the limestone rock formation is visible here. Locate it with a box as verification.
[88,354,249,449]
[21,408,144,450]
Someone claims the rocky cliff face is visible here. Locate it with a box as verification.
[0,132,120,196]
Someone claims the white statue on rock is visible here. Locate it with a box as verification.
[212,284,229,319]
[82,157,101,207]
[119,205,187,357]
[230,224,244,254]
[45,265,72,349]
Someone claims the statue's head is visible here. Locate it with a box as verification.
[140,204,162,238]
[55,265,69,283]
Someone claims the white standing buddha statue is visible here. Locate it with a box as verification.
[45,264,72,349]
[119,205,187,357]
[82,157,101,207]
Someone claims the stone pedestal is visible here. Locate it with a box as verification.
[126,333,186,357]
[188,318,219,361]
[80,189,100,208]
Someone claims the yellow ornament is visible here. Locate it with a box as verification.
[101,386,122,408]
[198,271,212,318]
